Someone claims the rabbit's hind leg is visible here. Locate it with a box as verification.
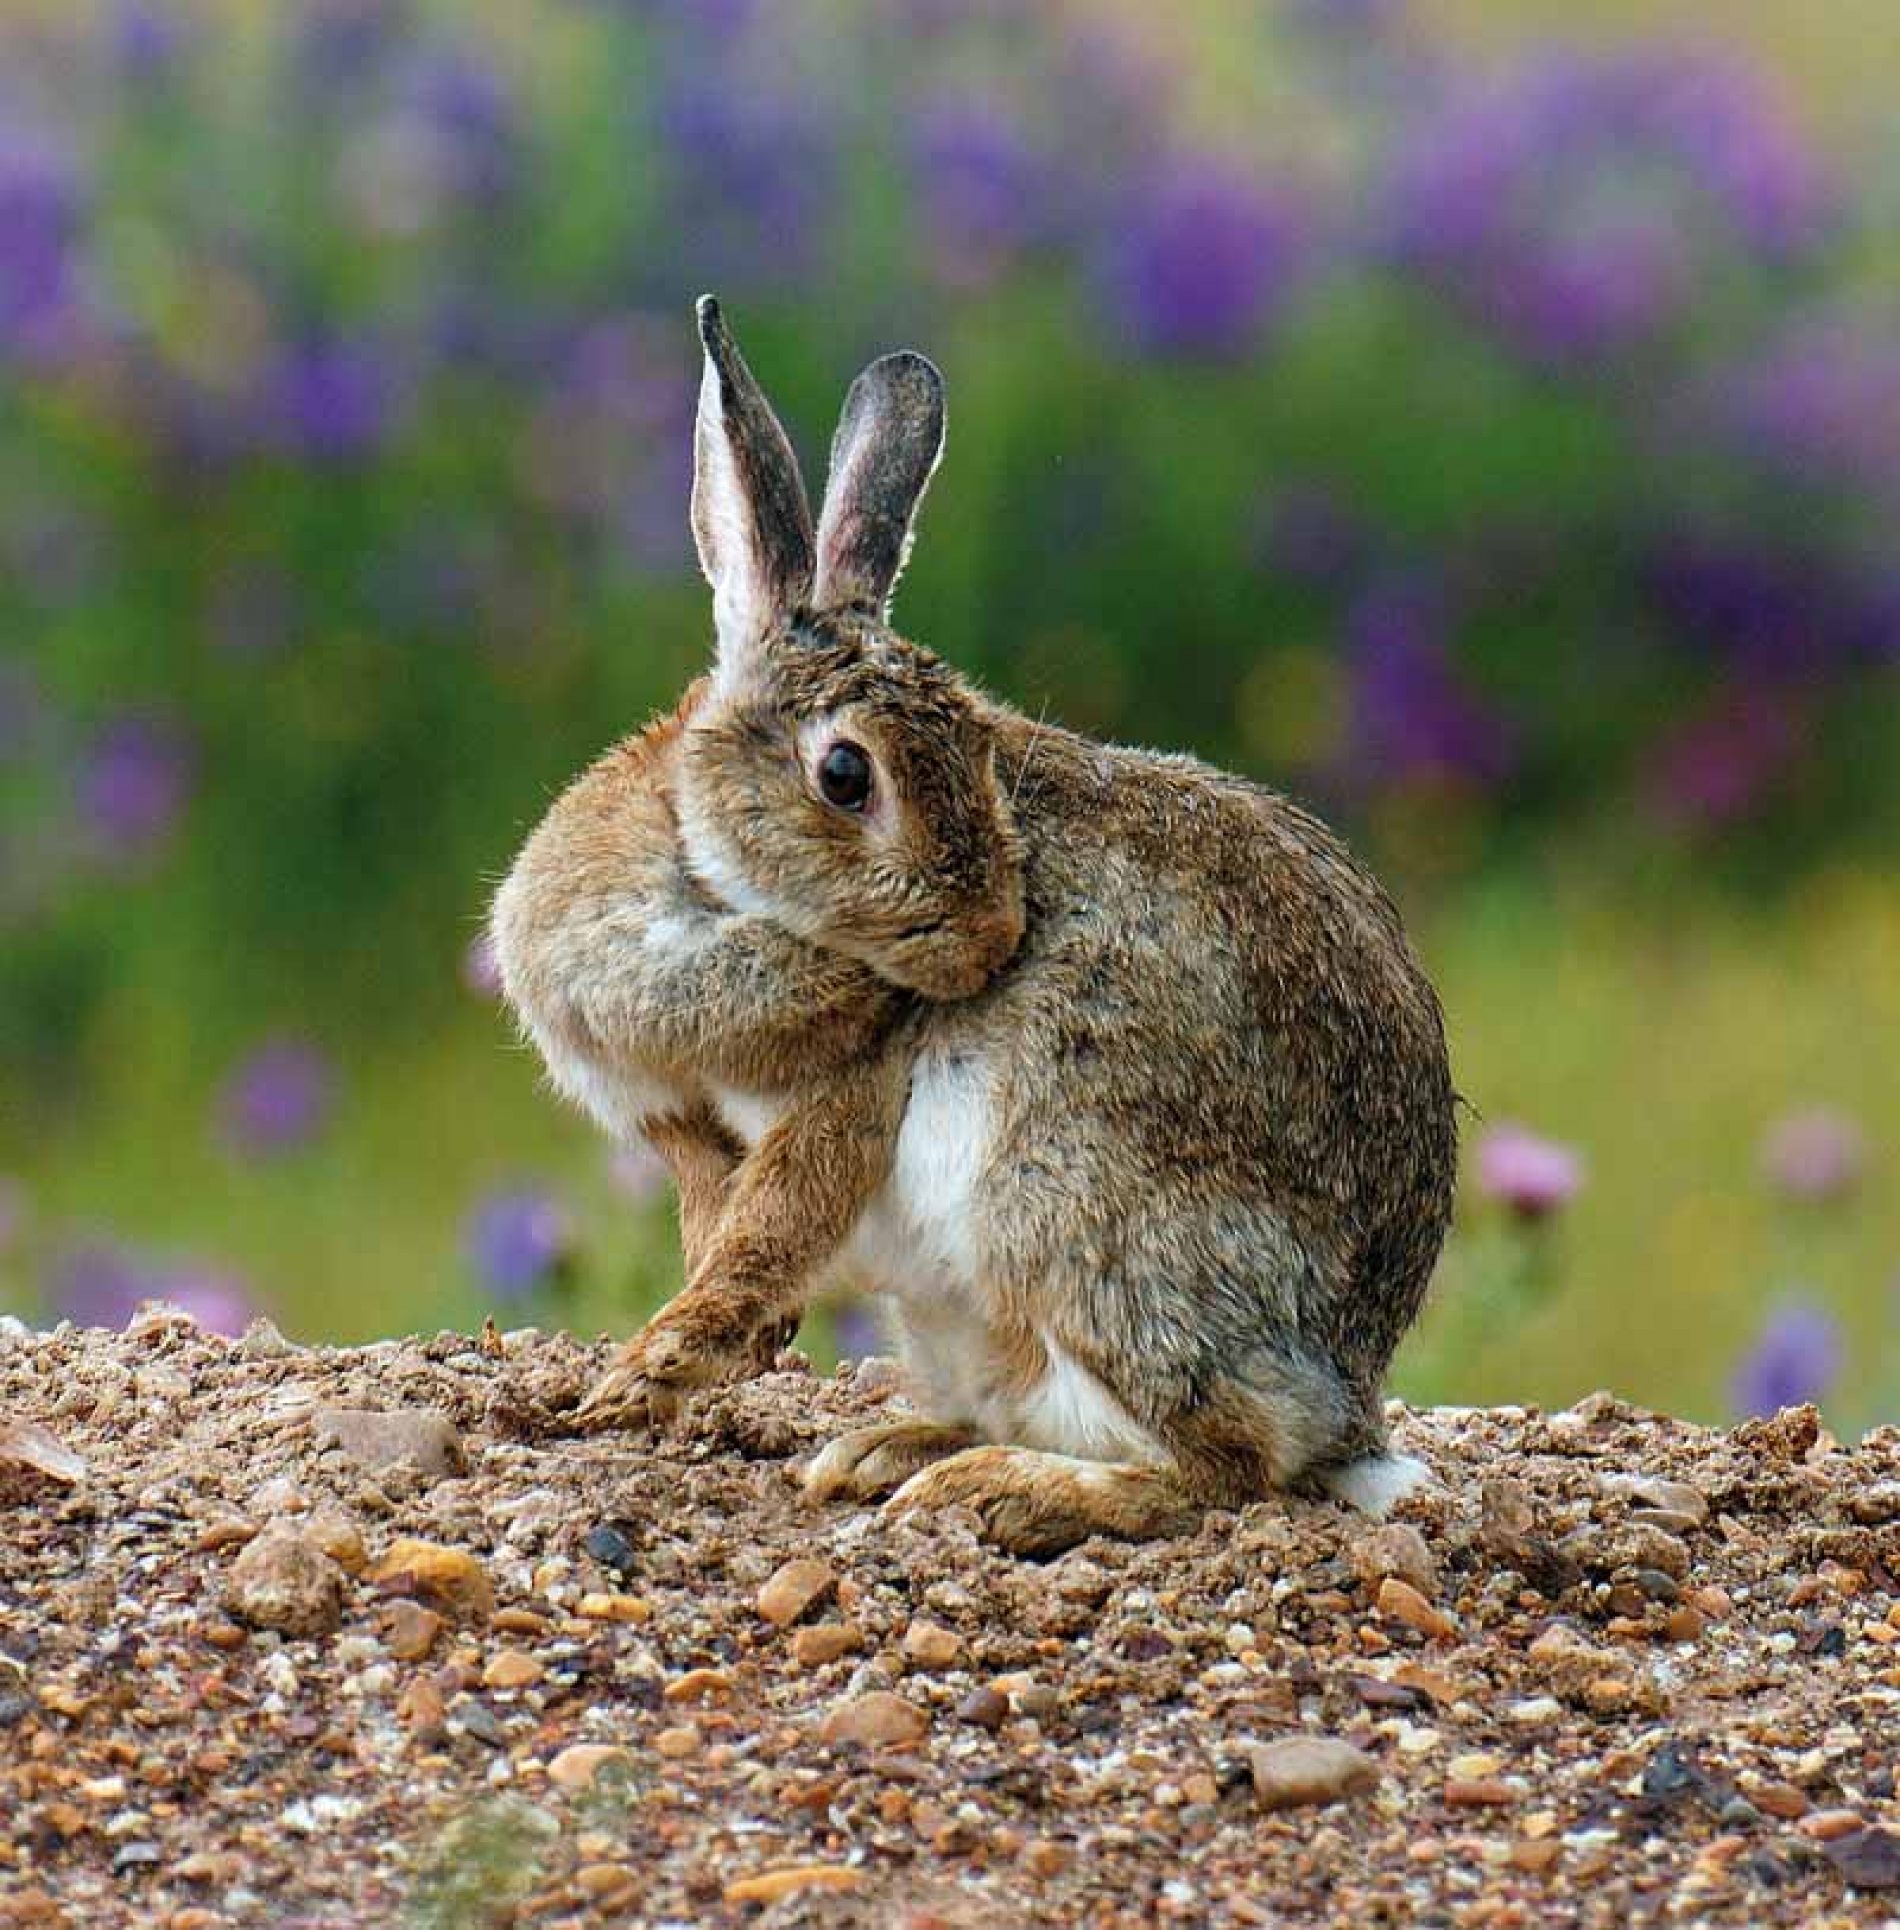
[882,1446,1199,1558]
[802,1420,979,1503]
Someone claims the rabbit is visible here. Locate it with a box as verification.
[501,296,1459,1555]
[491,298,1024,1427]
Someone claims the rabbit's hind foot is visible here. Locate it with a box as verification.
[882,1445,1199,1558]
[802,1419,979,1503]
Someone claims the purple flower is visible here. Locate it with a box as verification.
[656,74,835,283]
[110,1,191,78]
[1474,1124,1585,1220]
[1761,1107,1867,1205]
[1105,156,1306,361]
[909,94,1048,289]
[1381,50,1829,365]
[1256,486,1369,590]
[0,133,82,360]
[1731,1303,1841,1417]
[1343,575,1516,791]
[466,1187,575,1298]
[260,338,397,463]
[218,1037,336,1158]
[74,714,194,861]
[153,1267,256,1338]
[607,1144,668,1205]
[1642,685,1802,830]
[1712,310,1900,506]
[833,1298,883,1361]
[47,1242,254,1336]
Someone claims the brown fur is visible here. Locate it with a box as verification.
[494,302,1458,1552]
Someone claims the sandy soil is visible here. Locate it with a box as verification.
[3,1308,1899,1928]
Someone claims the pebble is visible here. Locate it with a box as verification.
[1023,1839,1073,1878]
[576,1592,652,1624]
[1445,1778,1516,1808]
[572,1863,638,1907]
[223,1527,344,1637]
[314,1407,466,1479]
[583,1523,639,1576]
[1377,1577,1456,1641]
[757,1558,835,1627]
[791,1624,863,1668]
[1351,1523,1438,1596]
[305,1512,368,1576]
[383,1602,443,1663]
[1800,1808,1868,1842]
[655,1724,702,1759]
[902,1620,964,1669]
[1249,1737,1380,1812]
[397,1678,446,1733]
[368,1539,494,1622]
[547,1745,631,1791]
[820,1691,931,1748]
[722,1866,863,1904]
[482,1649,544,1690]
[956,1686,1009,1730]
[664,1669,732,1704]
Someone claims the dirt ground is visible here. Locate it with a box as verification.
[4,1308,1900,1928]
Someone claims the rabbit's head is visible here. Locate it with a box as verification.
[675,298,1024,1001]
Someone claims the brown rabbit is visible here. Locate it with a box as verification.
[491,300,1021,1426]
[499,299,1458,1554]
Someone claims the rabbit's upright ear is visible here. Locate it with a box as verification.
[691,296,816,683]
[813,351,945,617]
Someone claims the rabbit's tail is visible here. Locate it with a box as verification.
[1316,1450,1431,1518]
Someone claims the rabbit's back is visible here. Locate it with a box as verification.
[909,712,1455,1451]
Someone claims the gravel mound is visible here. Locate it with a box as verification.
[4,1310,1899,1927]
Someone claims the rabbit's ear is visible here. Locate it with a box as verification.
[691,296,815,681]
[813,351,945,616]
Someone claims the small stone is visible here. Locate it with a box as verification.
[314,1406,466,1479]
[493,1607,550,1636]
[820,1691,931,1748]
[902,1620,963,1669]
[1445,1778,1515,1808]
[1377,1577,1455,1641]
[305,1512,368,1576]
[663,1669,732,1704]
[1249,1737,1379,1812]
[655,1724,701,1759]
[1351,1523,1437,1596]
[383,1602,444,1663]
[398,1677,446,1732]
[584,1523,639,1576]
[791,1624,862,1668]
[548,1745,631,1791]
[1824,1828,1900,1890]
[1511,1839,1563,1872]
[224,1527,344,1637]
[723,1867,863,1905]
[482,1649,544,1690]
[368,1539,494,1622]
[572,1863,638,1906]
[1602,1473,1710,1525]
[576,1592,652,1624]
[249,1475,308,1515]
[1023,1839,1072,1878]
[1752,1781,1810,1820]
[1801,1808,1868,1842]
[1664,1605,1708,1644]
[757,1559,835,1628]
[194,1516,256,1553]
[957,1686,1009,1730]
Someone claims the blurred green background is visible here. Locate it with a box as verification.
[1,0,1894,1430]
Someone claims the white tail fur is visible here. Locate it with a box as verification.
[1320,1451,1431,1517]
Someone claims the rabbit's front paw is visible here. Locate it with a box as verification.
[574,1305,789,1433]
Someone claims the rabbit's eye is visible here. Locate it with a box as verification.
[817,740,874,812]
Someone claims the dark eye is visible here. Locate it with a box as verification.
[817,740,874,812]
